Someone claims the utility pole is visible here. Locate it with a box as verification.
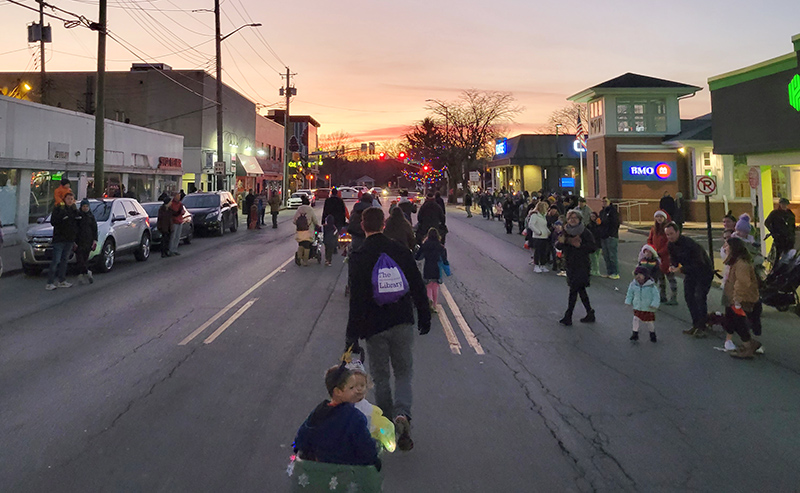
[38,0,46,105]
[92,0,107,198]
[214,0,224,192]
[281,67,294,206]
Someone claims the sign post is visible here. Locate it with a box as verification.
[695,175,718,259]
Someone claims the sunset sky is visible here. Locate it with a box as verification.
[2,0,799,143]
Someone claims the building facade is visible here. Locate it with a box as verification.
[0,95,183,243]
[709,33,800,251]
[490,134,582,194]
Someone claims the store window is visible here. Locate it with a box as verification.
[0,169,18,226]
[616,99,666,133]
[733,155,789,199]
[589,99,604,135]
[701,152,713,176]
[30,171,60,222]
[128,175,153,202]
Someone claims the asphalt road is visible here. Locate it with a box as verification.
[1,202,800,492]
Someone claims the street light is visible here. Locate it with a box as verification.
[213,1,261,191]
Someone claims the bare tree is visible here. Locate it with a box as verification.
[421,90,523,195]
[542,102,587,134]
[318,130,354,154]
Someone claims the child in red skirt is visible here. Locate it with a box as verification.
[624,266,661,342]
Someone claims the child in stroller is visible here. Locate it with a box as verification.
[760,249,800,314]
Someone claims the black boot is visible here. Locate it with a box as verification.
[580,310,595,323]
[559,314,573,326]
[630,331,639,341]
[650,332,657,343]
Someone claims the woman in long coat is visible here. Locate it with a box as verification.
[558,209,597,326]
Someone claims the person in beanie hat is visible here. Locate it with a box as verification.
[733,213,755,243]
[54,177,72,208]
[625,265,660,342]
[75,198,98,284]
[557,209,597,326]
[648,209,678,304]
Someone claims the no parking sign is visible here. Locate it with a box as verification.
[695,175,717,196]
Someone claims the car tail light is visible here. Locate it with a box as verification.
[145,217,150,227]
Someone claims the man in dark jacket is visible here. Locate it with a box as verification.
[666,222,715,336]
[322,188,348,230]
[47,192,78,290]
[346,207,431,451]
[75,198,98,284]
[659,191,676,218]
[765,197,796,262]
[157,196,173,257]
[396,190,418,223]
[416,194,446,245]
[348,193,373,252]
[598,197,620,279]
[434,191,446,215]
[268,191,281,228]
[464,190,473,218]
[244,189,255,228]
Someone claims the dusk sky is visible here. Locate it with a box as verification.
[2,0,799,143]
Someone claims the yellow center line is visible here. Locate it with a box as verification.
[440,284,485,355]
[178,256,294,346]
[436,304,462,355]
[203,298,258,344]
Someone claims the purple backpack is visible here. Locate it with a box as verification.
[372,253,410,305]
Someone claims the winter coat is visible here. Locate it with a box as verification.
[293,205,319,243]
[415,238,447,281]
[668,235,714,280]
[51,205,78,244]
[625,279,661,312]
[75,209,98,248]
[170,200,185,225]
[417,199,445,234]
[502,200,516,220]
[322,196,348,230]
[397,198,417,222]
[765,208,796,245]
[598,205,619,239]
[464,193,473,207]
[578,205,593,226]
[723,258,760,309]
[435,196,446,215]
[557,228,596,289]
[659,195,676,218]
[157,204,173,234]
[347,234,430,341]
[527,213,549,240]
[323,223,339,248]
[294,400,379,467]
[268,194,282,213]
[647,216,672,274]
[637,244,661,280]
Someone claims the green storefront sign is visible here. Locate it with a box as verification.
[790,74,800,111]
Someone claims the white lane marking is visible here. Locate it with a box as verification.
[203,298,258,344]
[436,305,461,355]
[440,284,485,355]
[179,256,294,345]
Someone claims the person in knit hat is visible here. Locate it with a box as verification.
[647,209,678,304]
[733,213,755,243]
[637,244,661,281]
[625,265,660,342]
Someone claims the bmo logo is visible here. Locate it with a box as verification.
[623,161,676,182]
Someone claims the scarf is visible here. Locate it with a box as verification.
[564,222,585,237]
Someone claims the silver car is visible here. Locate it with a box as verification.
[20,198,152,276]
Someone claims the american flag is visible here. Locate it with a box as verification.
[576,114,587,149]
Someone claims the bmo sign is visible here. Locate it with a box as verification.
[622,161,676,182]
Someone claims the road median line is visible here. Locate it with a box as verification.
[436,304,462,355]
[178,256,293,346]
[204,298,258,344]
[441,284,484,355]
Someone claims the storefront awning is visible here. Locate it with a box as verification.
[236,154,263,177]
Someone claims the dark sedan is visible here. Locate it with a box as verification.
[141,202,194,247]
[182,192,239,236]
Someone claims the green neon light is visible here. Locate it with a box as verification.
[790,74,800,111]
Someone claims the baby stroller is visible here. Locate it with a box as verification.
[295,229,323,265]
[759,249,800,315]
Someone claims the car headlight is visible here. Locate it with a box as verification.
[206,210,220,220]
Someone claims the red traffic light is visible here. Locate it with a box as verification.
[379,151,386,160]
[422,164,430,172]
[398,151,407,160]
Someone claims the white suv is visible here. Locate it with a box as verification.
[21,198,152,275]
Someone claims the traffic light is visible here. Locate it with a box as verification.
[398,151,407,160]
[325,175,330,180]
[379,151,386,160]
[422,164,430,172]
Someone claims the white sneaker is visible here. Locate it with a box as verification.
[755,346,765,354]
[533,265,542,273]
[540,266,549,273]
[56,281,73,288]
[87,270,94,284]
[724,340,737,351]
[557,270,567,277]
[45,283,57,291]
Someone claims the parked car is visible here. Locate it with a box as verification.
[396,191,422,204]
[353,186,369,196]
[369,187,388,197]
[21,198,151,276]
[288,191,316,208]
[141,202,194,247]
[337,187,359,200]
[297,189,317,206]
[314,188,331,199]
[182,191,238,236]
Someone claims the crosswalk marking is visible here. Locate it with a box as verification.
[436,305,462,355]
[440,284,485,355]
[204,298,258,344]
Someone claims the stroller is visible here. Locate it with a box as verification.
[295,229,323,266]
[759,249,800,315]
